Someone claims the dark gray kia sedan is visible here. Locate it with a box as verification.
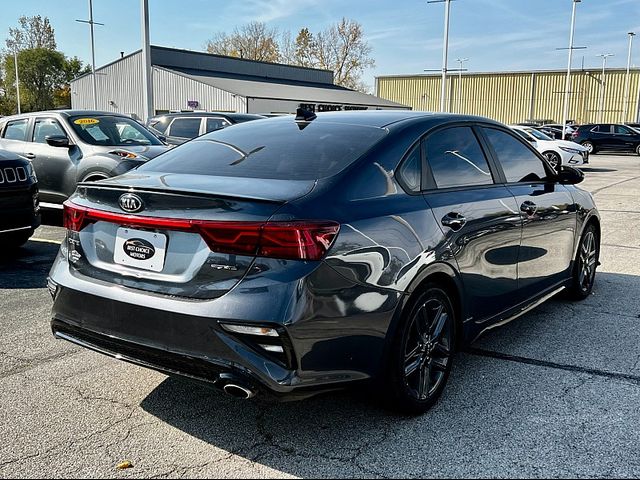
[49,111,600,414]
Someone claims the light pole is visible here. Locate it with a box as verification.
[623,32,635,122]
[141,0,154,122]
[428,0,452,112]
[561,0,581,140]
[597,53,614,123]
[13,49,21,114]
[76,0,103,110]
[456,58,468,112]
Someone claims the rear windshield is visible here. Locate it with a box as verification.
[138,119,387,180]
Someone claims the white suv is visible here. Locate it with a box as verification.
[510,125,588,170]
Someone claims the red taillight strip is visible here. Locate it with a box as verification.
[63,201,340,261]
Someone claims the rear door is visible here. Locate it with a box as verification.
[0,118,29,157]
[422,125,522,322]
[481,127,576,296]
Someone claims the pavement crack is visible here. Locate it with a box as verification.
[0,349,83,380]
[465,347,640,386]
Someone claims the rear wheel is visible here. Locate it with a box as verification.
[581,141,595,154]
[543,151,561,171]
[635,144,640,156]
[567,224,599,300]
[384,285,455,415]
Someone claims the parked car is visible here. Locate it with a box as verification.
[542,123,577,140]
[572,123,640,155]
[0,149,40,248]
[50,111,600,414]
[147,112,265,146]
[0,111,169,209]
[510,125,588,170]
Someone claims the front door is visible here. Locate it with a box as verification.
[26,117,77,203]
[481,127,577,296]
[422,126,522,322]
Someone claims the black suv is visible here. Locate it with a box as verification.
[147,112,265,146]
[0,149,40,248]
[572,123,640,155]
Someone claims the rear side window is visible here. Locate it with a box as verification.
[425,126,493,189]
[614,125,632,134]
[483,128,548,183]
[140,119,387,181]
[169,118,201,138]
[2,119,29,141]
[397,144,421,192]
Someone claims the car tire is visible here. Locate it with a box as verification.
[581,141,596,154]
[635,144,640,156]
[567,224,599,300]
[1,230,34,250]
[543,151,562,170]
[383,284,455,415]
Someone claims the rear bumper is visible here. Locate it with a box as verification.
[0,185,40,233]
[49,249,403,398]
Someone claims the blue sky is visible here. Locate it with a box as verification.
[1,0,639,89]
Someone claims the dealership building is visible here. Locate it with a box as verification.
[376,68,640,125]
[70,46,408,121]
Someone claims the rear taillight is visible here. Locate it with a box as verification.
[571,131,578,139]
[62,201,340,261]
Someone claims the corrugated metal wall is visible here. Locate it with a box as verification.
[377,69,640,124]
[71,53,246,120]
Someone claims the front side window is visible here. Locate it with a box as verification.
[614,125,632,135]
[425,126,494,189]
[33,118,66,143]
[205,118,231,133]
[483,127,548,183]
[169,118,201,138]
[2,119,29,141]
[68,115,161,146]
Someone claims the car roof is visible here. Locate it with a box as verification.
[149,112,265,120]
[258,111,504,130]
[0,110,135,121]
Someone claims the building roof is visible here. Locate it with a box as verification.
[163,67,407,109]
[377,67,640,79]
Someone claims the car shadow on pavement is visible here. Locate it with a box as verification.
[580,167,618,173]
[0,241,59,289]
[139,271,640,477]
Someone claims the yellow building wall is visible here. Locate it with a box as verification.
[377,70,640,125]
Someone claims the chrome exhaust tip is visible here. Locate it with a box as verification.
[222,383,255,400]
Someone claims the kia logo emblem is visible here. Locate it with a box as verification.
[119,193,144,213]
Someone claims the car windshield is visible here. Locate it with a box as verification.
[68,115,162,146]
[526,128,553,141]
[139,118,388,180]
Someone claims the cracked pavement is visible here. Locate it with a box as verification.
[0,154,639,478]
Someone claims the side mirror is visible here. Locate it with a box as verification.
[557,166,584,185]
[46,135,70,148]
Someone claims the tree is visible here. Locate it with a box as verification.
[55,57,92,108]
[3,48,65,112]
[206,22,280,62]
[308,19,374,92]
[5,15,56,51]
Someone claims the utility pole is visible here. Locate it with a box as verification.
[76,0,104,110]
[141,0,154,122]
[597,53,614,123]
[623,32,636,122]
[427,0,453,112]
[456,58,468,113]
[13,49,21,114]
[561,0,581,141]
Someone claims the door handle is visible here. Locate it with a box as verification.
[520,201,537,216]
[24,153,36,159]
[441,212,466,231]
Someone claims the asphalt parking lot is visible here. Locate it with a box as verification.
[0,154,639,479]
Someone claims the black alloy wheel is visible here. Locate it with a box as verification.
[386,285,455,414]
[568,224,599,300]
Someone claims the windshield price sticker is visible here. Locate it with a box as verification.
[74,118,100,125]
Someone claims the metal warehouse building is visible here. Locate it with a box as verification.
[71,46,407,121]
[376,68,640,125]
